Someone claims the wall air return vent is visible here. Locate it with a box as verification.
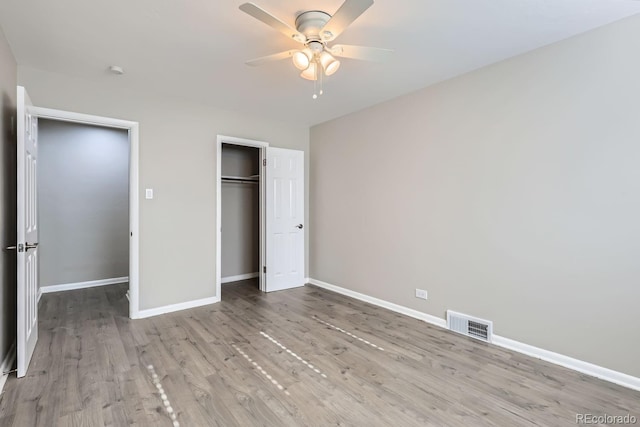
[446,310,493,343]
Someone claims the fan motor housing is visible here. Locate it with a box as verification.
[295,11,331,39]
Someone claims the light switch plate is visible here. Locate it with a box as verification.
[145,188,154,199]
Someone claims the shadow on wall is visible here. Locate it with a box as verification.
[1,91,17,360]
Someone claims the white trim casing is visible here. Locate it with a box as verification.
[0,341,16,395]
[128,124,140,319]
[31,107,136,129]
[221,273,260,284]
[137,296,220,319]
[40,277,129,294]
[31,107,140,319]
[307,278,640,392]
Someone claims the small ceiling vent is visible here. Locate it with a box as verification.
[446,310,493,343]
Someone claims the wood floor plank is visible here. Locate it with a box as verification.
[0,281,638,426]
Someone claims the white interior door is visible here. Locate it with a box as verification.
[16,86,38,378]
[265,147,304,292]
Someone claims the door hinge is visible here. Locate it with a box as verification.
[263,159,266,167]
[263,266,266,273]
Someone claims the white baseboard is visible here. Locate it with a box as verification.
[41,276,129,294]
[221,273,259,284]
[136,296,220,319]
[491,336,640,392]
[307,277,640,392]
[308,278,446,328]
[0,341,16,395]
[37,287,42,303]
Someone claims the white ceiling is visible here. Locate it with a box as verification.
[1,0,640,126]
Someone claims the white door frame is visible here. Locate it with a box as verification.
[216,135,268,297]
[31,106,141,319]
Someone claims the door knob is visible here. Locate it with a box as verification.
[296,224,303,229]
[25,242,38,250]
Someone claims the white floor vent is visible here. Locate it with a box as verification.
[446,310,493,343]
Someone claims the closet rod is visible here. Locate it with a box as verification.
[221,178,258,184]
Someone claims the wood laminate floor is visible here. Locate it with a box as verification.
[0,280,638,426]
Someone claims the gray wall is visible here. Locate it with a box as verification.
[38,119,129,288]
[310,14,640,378]
[221,144,259,278]
[0,26,16,372]
[18,66,310,311]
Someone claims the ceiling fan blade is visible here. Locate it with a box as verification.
[239,3,305,43]
[320,0,374,42]
[245,49,299,66]
[329,44,393,62]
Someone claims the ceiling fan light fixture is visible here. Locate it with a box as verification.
[308,40,324,54]
[292,49,311,70]
[320,51,340,76]
[300,62,318,81]
[239,0,390,98]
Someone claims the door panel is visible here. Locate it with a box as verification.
[265,148,304,292]
[17,86,38,378]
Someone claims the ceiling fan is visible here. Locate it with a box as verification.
[239,0,392,98]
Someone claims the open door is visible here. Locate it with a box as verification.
[265,147,304,292]
[16,86,38,378]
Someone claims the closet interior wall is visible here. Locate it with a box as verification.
[221,144,260,284]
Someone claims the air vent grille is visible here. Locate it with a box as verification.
[446,310,493,343]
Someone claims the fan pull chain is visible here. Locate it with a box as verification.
[312,58,318,99]
[312,57,324,100]
[313,76,317,99]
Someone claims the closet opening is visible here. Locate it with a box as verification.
[217,137,267,299]
[216,135,305,298]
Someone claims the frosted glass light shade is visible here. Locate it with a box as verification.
[320,51,340,76]
[300,62,318,81]
[292,50,311,70]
